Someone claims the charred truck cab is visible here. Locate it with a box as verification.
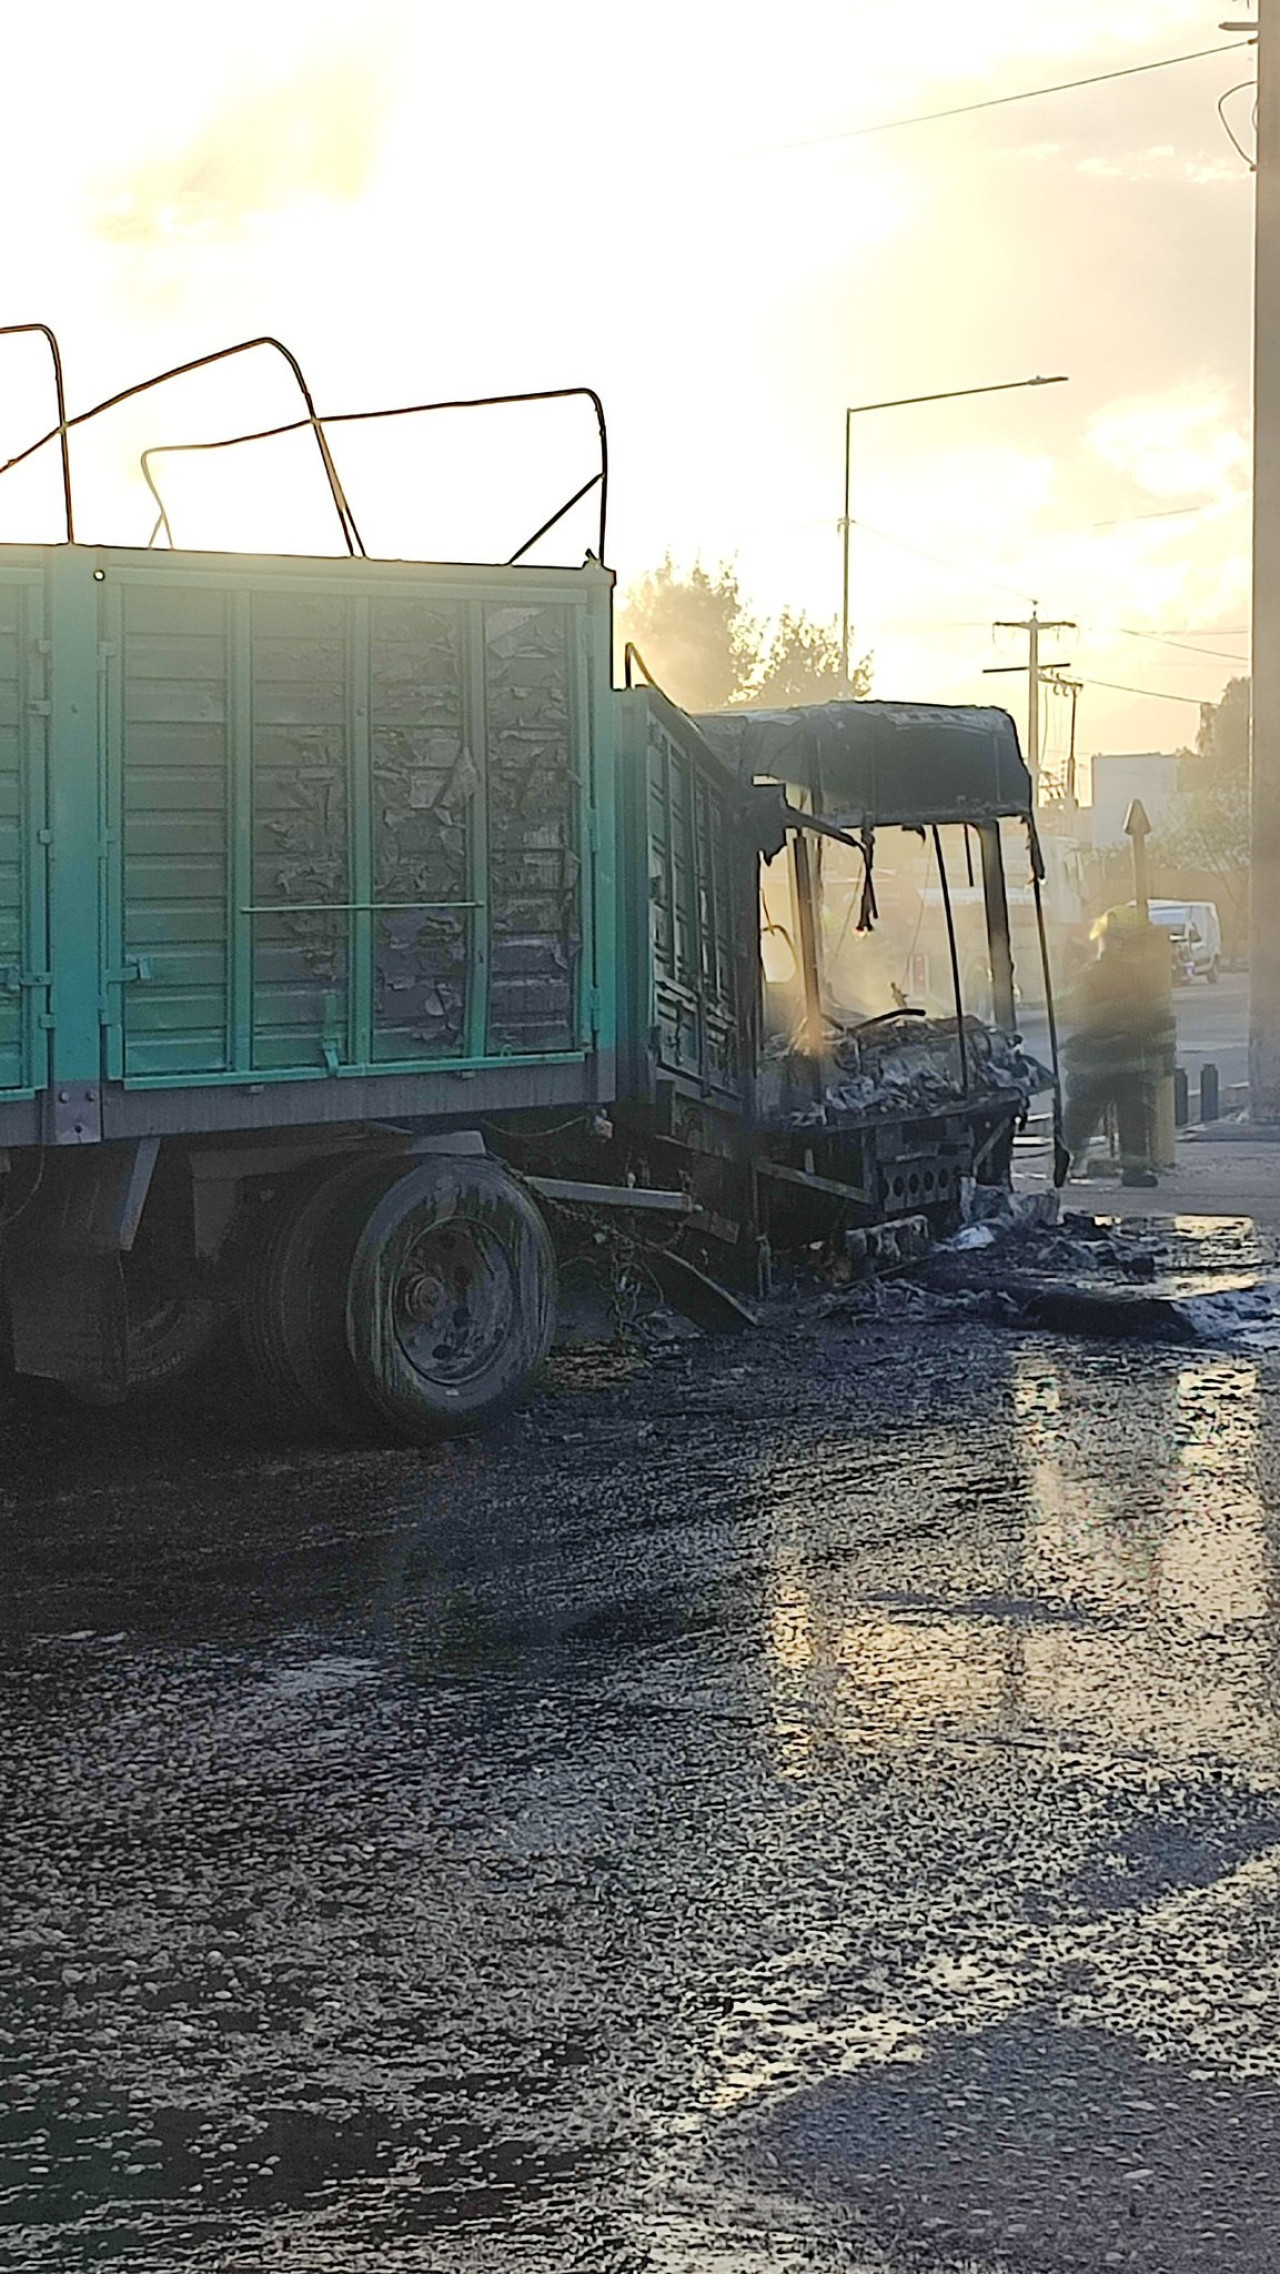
[601,687,1059,1291]
[695,697,1061,1240]
[0,340,1059,1438]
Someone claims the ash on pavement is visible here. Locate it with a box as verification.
[3,1292,1280,2273]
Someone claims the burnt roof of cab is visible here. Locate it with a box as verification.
[694,700,1033,827]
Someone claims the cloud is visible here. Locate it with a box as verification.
[91,51,393,243]
[1087,391,1249,504]
[1079,145,1244,184]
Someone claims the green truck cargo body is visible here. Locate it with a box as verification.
[617,687,753,1115]
[0,545,617,1145]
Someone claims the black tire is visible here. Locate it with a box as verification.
[67,1262,223,1406]
[1207,957,1221,985]
[342,1157,557,1444]
[239,1156,391,1438]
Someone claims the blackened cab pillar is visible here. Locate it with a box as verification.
[975,822,1017,1033]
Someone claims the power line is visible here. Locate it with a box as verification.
[1077,675,1216,705]
[851,515,1035,603]
[1069,496,1249,531]
[1080,502,1207,529]
[1103,625,1250,663]
[753,40,1254,154]
[1218,76,1259,168]
[857,527,1250,658]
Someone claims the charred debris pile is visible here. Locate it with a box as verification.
[784,1012,1051,1129]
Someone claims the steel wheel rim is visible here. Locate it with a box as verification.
[390,1214,517,1389]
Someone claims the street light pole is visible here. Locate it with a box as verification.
[838,372,1069,691]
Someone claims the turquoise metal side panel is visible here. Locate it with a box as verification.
[617,689,748,1111]
[0,562,49,1098]
[578,578,616,1065]
[95,549,615,1094]
[46,550,100,1091]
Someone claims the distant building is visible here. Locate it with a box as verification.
[1083,750,1180,849]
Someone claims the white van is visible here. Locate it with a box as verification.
[1148,900,1223,984]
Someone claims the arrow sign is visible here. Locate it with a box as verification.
[1125,799,1151,917]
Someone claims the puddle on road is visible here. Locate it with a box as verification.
[6,1322,1280,2270]
[1118,1214,1277,1276]
[758,1342,1280,1774]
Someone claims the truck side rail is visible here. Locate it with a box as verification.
[0,333,361,555]
[137,388,610,568]
[0,323,74,542]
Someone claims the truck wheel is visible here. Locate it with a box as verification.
[67,1271,223,1405]
[1208,957,1221,985]
[339,1156,557,1443]
[118,1287,223,1395]
[239,1156,389,1438]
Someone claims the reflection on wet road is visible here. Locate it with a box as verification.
[3,1314,1280,2270]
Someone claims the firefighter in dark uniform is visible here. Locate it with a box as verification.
[1062,904,1176,1186]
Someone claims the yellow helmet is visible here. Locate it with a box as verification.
[1092,901,1146,946]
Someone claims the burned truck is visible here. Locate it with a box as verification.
[0,335,1058,1437]
[689,695,1060,1251]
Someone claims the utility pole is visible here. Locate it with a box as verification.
[1226,7,1279,1115]
[988,608,1075,804]
[1041,668,1083,817]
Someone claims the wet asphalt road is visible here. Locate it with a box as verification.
[4,1304,1280,2272]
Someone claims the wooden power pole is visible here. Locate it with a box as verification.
[989,609,1075,804]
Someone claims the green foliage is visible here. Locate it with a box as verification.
[1155,779,1250,879]
[1185,674,1250,789]
[749,606,872,708]
[617,556,872,713]
[1160,675,1251,880]
[617,556,760,713]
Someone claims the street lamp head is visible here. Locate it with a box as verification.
[843,374,1069,418]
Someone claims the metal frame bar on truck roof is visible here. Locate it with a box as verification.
[136,387,610,567]
[0,324,74,543]
[0,334,362,557]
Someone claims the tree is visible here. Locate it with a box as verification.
[1157,676,1250,883]
[749,606,872,708]
[617,556,761,713]
[616,555,871,713]
[1187,674,1250,790]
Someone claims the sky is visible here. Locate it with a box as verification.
[0,0,1259,777]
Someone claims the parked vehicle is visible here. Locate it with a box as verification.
[1147,900,1222,984]
[0,335,1059,1438]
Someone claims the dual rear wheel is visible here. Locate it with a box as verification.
[241,1154,557,1444]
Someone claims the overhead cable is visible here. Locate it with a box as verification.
[1217,77,1258,168]
[850,515,1035,603]
[754,40,1254,154]
[1103,625,1250,663]
[1077,676,1217,705]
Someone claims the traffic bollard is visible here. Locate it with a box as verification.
[1200,1062,1220,1123]
[1174,1066,1189,1128]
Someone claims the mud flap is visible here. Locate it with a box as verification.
[2,1139,162,1394]
[7,1248,129,1396]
